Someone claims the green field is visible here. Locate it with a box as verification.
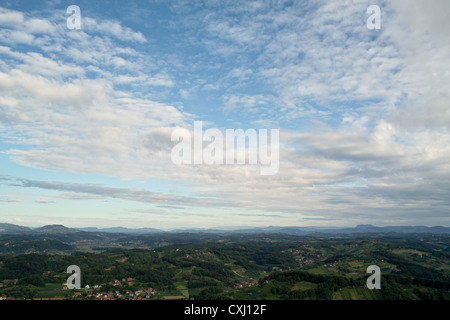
[332,287,377,300]
[34,283,67,299]
[174,281,189,299]
[291,281,317,291]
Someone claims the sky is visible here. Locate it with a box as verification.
[0,0,449,230]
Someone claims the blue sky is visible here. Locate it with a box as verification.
[0,0,449,229]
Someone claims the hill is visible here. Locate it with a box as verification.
[77,226,162,234]
[34,224,81,234]
[0,223,449,239]
[0,223,33,234]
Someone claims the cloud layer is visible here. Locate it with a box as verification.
[0,1,449,227]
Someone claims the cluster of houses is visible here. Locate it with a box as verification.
[234,279,258,289]
[323,261,339,268]
[62,277,158,300]
[295,255,316,265]
[286,249,319,266]
[88,287,157,300]
[0,279,17,300]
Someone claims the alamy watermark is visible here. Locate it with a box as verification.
[67,5,81,30]
[66,4,380,31]
[367,5,381,30]
[66,265,81,289]
[171,122,279,176]
[366,265,381,289]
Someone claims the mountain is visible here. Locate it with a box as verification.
[0,223,33,234]
[164,224,450,235]
[34,224,81,234]
[77,226,163,234]
[0,222,449,237]
[30,224,110,242]
[338,225,450,234]
[222,225,450,235]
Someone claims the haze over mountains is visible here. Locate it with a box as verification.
[1,222,449,236]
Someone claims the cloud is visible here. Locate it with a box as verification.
[34,198,55,204]
[0,197,21,203]
[82,17,147,43]
[1,1,449,227]
[385,0,450,132]
[6,176,230,208]
[0,7,24,26]
[53,193,106,201]
[0,6,189,179]
[23,18,54,34]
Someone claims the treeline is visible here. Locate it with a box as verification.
[192,261,234,283]
[379,275,450,300]
[258,270,450,300]
[0,239,73,254]
[378,251,449,282]
[0,254,58,279]
[262,271,364,300]
[210,244,297,270]
[0,250,176,291]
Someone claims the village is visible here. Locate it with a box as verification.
[62,277,159,300]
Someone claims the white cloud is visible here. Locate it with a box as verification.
[1,1,449,227]
[5,30,35,44]
[0,197,21,203]
[23,18,54,34]
[0,7,24,26]
[83,17,147,43]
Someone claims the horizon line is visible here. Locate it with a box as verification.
[2,221,449,232]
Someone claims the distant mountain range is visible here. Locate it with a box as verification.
[77,226,162,234]
[174,224,450,235]
[0,223,32,234]
[0,223,85,234]
[1,222,449,236]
